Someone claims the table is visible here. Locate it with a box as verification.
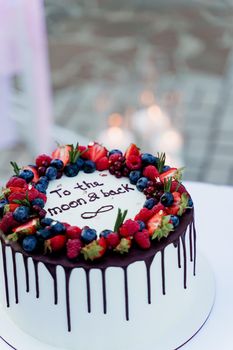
[0,181,232,350]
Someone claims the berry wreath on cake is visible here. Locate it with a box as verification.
[0,142,196,350]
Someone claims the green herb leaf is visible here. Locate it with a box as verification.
[68,142,83,163]
[178,193,189,216]
[10,161,21,176]
[152,215,174,240]
[164,177,172,192]
[113,208,128,232]
[157,153,166,173]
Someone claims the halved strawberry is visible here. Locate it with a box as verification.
[147,210,165,236]
[23,166,39,183]
[87,142,108,162]
[81,237,107,261]
[8,218,40,241]
[51,145,72,166]
[114,237,132,254]
[45,235,67,253]
[125,143,140,159]
[4,203,20,213]
[159,168,178,182]
[167,192,189,216]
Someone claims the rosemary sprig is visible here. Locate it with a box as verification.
[164,177,172,192]
[10,161,21,176]
[68,142,87,163]
[13,191,30,207]
[157,152,166,173]
[113,208,128,232]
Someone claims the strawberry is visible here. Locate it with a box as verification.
[125,155,142,170]
[119,219,140,237]
[22,166,39,183]
[3,203,20,213]
[45,235,67,253]
[81,237,107,261]
[78,145,89,159]
[35,154,52,167]
[87,142,108,163]
[0,212,19,233]
[160,168,183,183]
[8,218,40,241]
[167,192,189,216]
[134,229,151,249]
[66,225,82,240]
[114,237,132,254]
[7,186,27,195]
[6,177,27,189]
[51,145,72,166]
[143,165,160,180]
[96,156,109,171]
[125,143,140,159]
[106,232,120,249]
[147,211,165,236]
[27,187,40,201]
[8,192,26,203]
[66,238,82,259]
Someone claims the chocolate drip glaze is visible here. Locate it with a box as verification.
[123,267,129,321]
[0,209,195,332]
[11,250,18,304]
[1,243,9,307]
[189,221,193,262]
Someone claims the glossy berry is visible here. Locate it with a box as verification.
[19,169,34,183]
[160,192,174,207]
[66,226,82,239]
[31,198,45,208]
[35,183,47,194]
[6,177,27,189]
[137,220,146,231]
[51,221,66,234]
[41,217,53,227]
[50,159,64,170]
[100,229,112,238]
[0,199,8,216]
[109,149,123,157]
[36,228,53,240]
[13,206,30,223]
[162,165,171,172]
[141,153,158,166]
[144,198,157,209]
[64,163,79,177]
[81,227,97,243]
[45,166,58,180]
[83,160,96,173]
[134,229,151,249]
[76,157,85,170]
[38,166,47,176]
[106,232,120,249]
[37,176,49,189]
[35,154,52,167]
[126,155,142,170]
[170,215,180,228]
[22,236,38,253]
[129,171,141,184]
[96,157,109,171]
[66,239,82,259]
[188,198,194,208]
[136,177,149,192]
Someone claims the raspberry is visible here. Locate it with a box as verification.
[106,232,120,249]
[62,222,71,229]
[109,153,121,164]
[27,187,40,201]
[66,226,82,240]
[119,219,140,237]
[0,212,19,234]
[151,203,166,215]
[126,155,142,170]
[6,177,27,189]
[36,192,47,203]
[96,157,109,171]
[134,208,154,222]
[134,229,151,249]
[35,154,52,167]
[8,192,26,203]
[143,165,160,180]
[66,239,83,259]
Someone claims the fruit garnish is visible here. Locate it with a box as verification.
[143,165,160,180]
[8,218,40,241]
[134,229,151,249]
[45,235,67,253]
[156,152,166,173]
[119,219,140,237]
[125,143,140,159]
[10,161,21,176]
[66,239,82,259]
[51,145,72,166]
[151,215,174,240]
[81,237,107,261]
[114,237,131,254]
[113,208,128,233]
[160,167,185,183]
[87,142,108,162]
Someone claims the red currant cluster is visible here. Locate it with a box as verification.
[108,154,130,178]
[143,181,164,200]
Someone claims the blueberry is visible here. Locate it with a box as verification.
[162,165,171,172]
[81,227,97,243]
[45,166,58,180]
[41,217,53,227]
[136,177,148,192]
[64,163,79,177]
[137,220,146,231]
[188,198,194,208]
[160,192,174,207]
[144,198,157,209]
[35,183,47,194]
[13,206,30,223]
[0,199,8,217]
[22,236,38,253]
[38,176,49,189]
[76,158,84,170]
[31,198,45,208]
[100,229,112,238]
[19,169,34,183]
[170,215,180,228]
[83,160,96,174]
[50,159,64,170]
[109,149,123,157]
[36,228,53,240]
[51,221,66,234]
[141,153,158,166]
[129,170,141,185]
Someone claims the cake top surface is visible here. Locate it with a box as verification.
[0,142,193,264]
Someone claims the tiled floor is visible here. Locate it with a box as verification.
[1,1,233,186]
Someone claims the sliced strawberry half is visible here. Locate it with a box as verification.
[159,168,178,182]
[81,237,107,261]
[51,145,72,166]
[147,210,165,236]
[8,218,40,241]
[125,143,140,159]
[86,142,108,162]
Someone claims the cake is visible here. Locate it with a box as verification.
[0,142,197,350]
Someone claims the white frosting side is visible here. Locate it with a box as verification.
[44,171,145,232]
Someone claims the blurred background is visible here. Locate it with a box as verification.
[1,0,233,186]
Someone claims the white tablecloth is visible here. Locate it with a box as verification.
[0,181,233,350]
